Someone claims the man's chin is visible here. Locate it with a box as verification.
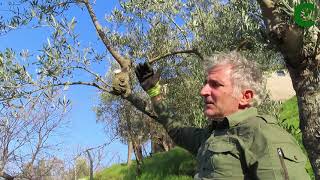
[204,110,217,118]
[204,110,224,119]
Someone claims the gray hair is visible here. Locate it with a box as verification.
[204,51,266,106]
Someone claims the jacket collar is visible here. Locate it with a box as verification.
[225,107,258,128]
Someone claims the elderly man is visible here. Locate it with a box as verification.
[133,51,310,179]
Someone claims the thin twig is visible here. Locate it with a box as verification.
[167,16,190,48]
[148,48,203,64]
[0,81,111,102]
[314,32,320,59]
[71,66,111,88]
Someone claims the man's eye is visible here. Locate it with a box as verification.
[210,82,218,87]
[209,81,222,88]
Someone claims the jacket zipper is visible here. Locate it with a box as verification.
[277,148,289,180]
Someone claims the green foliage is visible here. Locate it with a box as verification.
[257,93,283,119]
[92,147,195,180]
[0,48,34,101]
[278,97,302,143]
[75,158,90,179]
[163,57,207,128]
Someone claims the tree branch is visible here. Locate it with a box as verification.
[83,0,130,69]
[125,93,158,120]
[38,81,109,93]
[167,16,190,48]
[85,136,117,152]
[0,81,111,102]
[71,66,111,88]
[314,32,320,59]
[148,48,203,64]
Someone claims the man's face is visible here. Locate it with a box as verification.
[200,64,241,118]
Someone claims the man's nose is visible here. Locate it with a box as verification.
[200,84,210,97]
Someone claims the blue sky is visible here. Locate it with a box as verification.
[0,0,135,167]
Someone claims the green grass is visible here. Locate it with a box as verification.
[92,147,195,180]
[278,96,301,143]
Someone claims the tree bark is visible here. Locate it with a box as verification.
[74,164,77,180]
[132,141,143,164]
[127,141,133,166]
[288,65,320,178]
[161,133,174,152]
[132,140,143,176]
[0,172,14,180]
[151,139,165,154]
[86,150,94,180]
[257,0,320,178]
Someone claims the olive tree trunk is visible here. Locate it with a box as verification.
[127,141,133,166]
[257,0,320,178]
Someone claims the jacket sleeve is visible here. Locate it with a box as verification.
[153,100,210,155]
[247,117,311,180]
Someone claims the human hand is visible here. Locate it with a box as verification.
[135,62,162,97]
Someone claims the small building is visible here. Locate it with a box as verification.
[265,70,295,101]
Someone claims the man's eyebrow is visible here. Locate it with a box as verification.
[208,79,224,86]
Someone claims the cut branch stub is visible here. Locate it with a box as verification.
[111,69,131,98]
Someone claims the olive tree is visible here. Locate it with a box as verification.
[1,0,319,177]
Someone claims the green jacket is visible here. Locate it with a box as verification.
[153,101,310,180]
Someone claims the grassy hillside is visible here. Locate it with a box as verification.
[278,96,302,144]
[92,147,196,180]
[90,97,314,180]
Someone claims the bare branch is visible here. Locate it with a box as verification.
[42,81,110,94]
[85,136,118,152]
[167,16,190,48]
[71,66,111,88]
[148,49,203,64]
[1,90,68,178]
[314,32,320,59]
[83,0,130,69]
[0,81,111,102]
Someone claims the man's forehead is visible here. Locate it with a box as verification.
[207,64,233,74]
[206,64,233,84]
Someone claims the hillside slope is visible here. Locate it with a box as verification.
[93,147,195,180]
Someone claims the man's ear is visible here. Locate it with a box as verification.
[239,89,254,108]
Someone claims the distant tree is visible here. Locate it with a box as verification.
[0,90,70,179]
[95,92,161,173]
[45,157,66,180]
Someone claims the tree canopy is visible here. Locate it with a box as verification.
[0,0,319,178]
